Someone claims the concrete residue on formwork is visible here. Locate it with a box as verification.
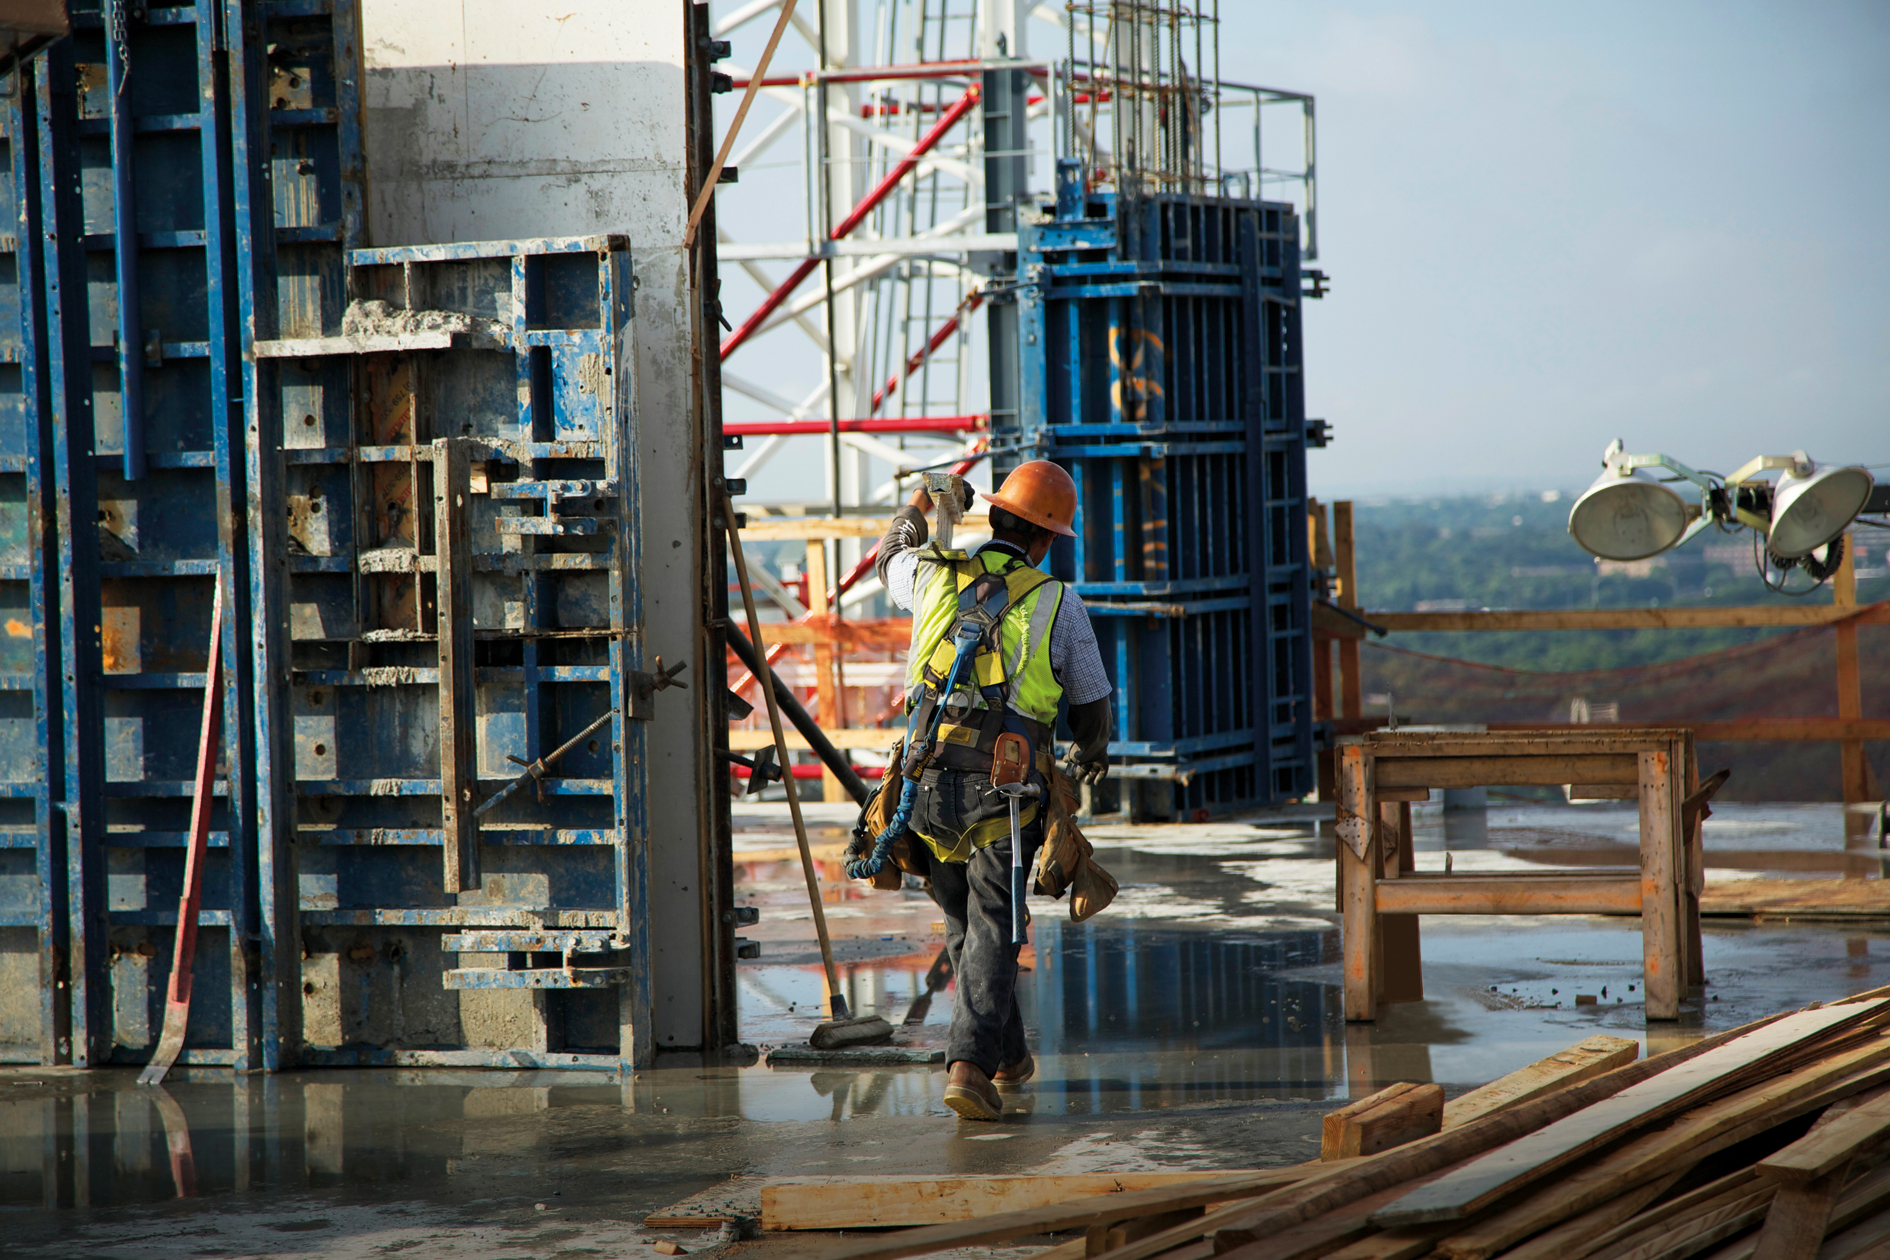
[341,298,509,346]
[358,665,427,687]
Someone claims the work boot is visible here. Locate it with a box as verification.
[993,1050,1035,1091]
[942,1060,1003,1121]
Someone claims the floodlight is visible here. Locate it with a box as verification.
[1568,447,1691,561]
[1766,458,1875,559]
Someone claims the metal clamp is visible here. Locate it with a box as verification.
[628,655,689,721]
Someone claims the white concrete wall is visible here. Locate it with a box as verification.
[360,0,710,1052]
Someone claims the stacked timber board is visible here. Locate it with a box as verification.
[801,993,1890,1260]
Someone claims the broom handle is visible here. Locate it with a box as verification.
[722,484,850,1019]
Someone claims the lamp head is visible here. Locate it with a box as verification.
[1767,454,1874,559]
[1567,441,1690,562]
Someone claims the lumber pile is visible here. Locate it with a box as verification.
[818,989,1890,1260]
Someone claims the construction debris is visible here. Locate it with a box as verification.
[812,990,1890,1259]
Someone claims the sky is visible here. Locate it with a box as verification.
[712,1,1890,502]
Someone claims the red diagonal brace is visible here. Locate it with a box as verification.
[720,85,983,361]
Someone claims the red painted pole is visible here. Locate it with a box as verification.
[725,415,987,437]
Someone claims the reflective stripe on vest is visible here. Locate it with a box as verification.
[903,546,1065,730]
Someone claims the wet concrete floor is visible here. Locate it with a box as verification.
[5,798,1887,1258]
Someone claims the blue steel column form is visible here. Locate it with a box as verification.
[1015,167,1315,814]
[32,0,277,1068]
[225,0,364,1070]
[38,39,109,1064]
[3,57,71,1065]
[103,0,145,481]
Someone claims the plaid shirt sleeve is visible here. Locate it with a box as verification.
[1048,587,1113,706]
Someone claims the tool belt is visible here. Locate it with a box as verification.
[852,740,1118,922]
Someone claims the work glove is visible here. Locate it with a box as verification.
[1062,749,1108,788]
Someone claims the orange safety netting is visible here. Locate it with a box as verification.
[1356,621,1889,801]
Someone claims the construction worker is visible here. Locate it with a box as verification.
[872,460,1112,1121]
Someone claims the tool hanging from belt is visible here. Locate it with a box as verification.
[846,555,1045,879]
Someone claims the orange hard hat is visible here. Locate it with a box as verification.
[983,460,1077,538]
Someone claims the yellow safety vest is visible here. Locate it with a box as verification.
[903,545,1065,860]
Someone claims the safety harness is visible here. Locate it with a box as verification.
[845,548,1055,879]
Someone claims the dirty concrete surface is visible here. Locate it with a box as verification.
[5,798,1888,1258]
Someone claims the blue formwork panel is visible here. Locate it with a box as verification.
[0,61,65,1064]
[1008,163,1316,815]
[247,237,654,1070]
[29,4,264,1068]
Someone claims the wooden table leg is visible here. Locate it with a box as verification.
[1340,744,1378,1021]
[1682,735,1704,991]
[1640,747,1682,1020]
[1378,800,1423,1005]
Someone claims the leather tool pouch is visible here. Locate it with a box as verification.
[1032,764,1118,921]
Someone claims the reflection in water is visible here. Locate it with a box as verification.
[1024,920,1345,1108]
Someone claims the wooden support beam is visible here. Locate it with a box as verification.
[1323,1083,1445,1160]
[739,512,991,541]
[1339,744,1377,1022]
[1368,603,1890,632]
[1373,754,1639,789]
[1378,800,1422,1004]
[434,438,479,893]
[1441,1035,1641,1129]
[1835,537,1870,804]
[729,727,898,752]
[1640,747,1683,1020]
[1374,875,1642,917]
[1335,501,1361,720]
[805,541,846,803]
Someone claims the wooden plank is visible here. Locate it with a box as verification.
[758,1173,1278,1231]
[1452,1041,1890,1259]
[1702,881,1890,921]
[1569,783,1640,799]
[728,727,899,751]
[737,512,992,540]
[1335,501,1361,720]
[1376,875,1642,916]
[434,438,479,894]
[1441,1035,1641,1128]
[1321,1083,1444,1160]
[816,1167,1328,1259]
[1594,1186,1776,1260]
[1368,604,1890,632]
[1759,1086,1890,1184]
[1186,1021,1788,1256]
[1364,728,1686,754]
[1375,786,1430,801]
[1641,747,1684,1021]
[1704,1163,1890,1260]
[1373,754,1639,789]
[1324,1084,1413,1159]
[1339,744,1377,1021]
[1369,1002,1888,1228]
[1490,1169,1685,1260]
[804,542,845,803]
[1751,1161,1853,1260]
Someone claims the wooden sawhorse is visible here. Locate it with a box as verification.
[1337,728,1712,1022]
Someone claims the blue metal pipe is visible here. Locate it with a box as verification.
[106,8,145,481]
